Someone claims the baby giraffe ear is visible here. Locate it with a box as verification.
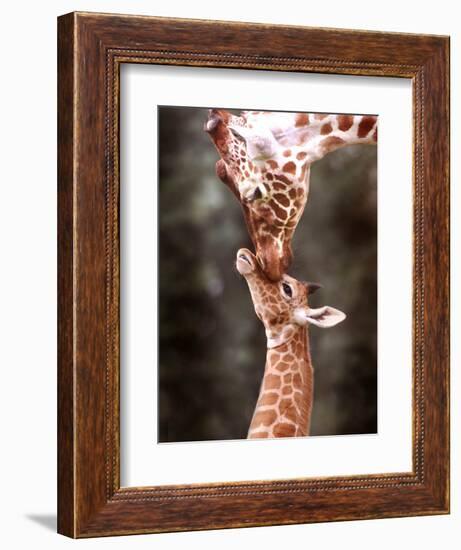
[294,306,346,328]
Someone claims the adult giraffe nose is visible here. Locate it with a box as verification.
[257,241,292,282]
[258,245,284,282]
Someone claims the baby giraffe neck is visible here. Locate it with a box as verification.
[247,327,314,439]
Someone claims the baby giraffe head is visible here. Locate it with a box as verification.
[236,248,346,348]
[206,109,310,282]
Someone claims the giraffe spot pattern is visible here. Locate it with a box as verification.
[273,181,286,191]
[294,392,305,409]
[338,114,354,131]
[295,113,309,127]
[273,423,296,437]
[275,174,292,186]
[274,193,290,208]
[279,401,298,424]
[264,374,281,390]
[321,136,345,149]
[275,362,290,372]
[292,373,302,388]
[259,392,279,406]
[269,200,288,221]
[358,116,377,138]
[282,161,296,175]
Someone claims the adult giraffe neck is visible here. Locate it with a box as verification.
[248,326,314,439]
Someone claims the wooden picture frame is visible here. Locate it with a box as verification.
[57,11,450,538]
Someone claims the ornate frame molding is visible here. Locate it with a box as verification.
[58,12,449,537]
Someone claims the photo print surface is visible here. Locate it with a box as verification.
[158,107,377,443]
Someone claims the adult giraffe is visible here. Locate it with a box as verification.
[235,248,345,438]
[205,109,377,281]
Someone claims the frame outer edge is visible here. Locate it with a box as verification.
[422,37,450,512]
[57,12,77,538]
[56,11,450,537]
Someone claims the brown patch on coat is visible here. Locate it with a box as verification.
[274,193,290,208]
[260,392,279,406]
[322,136,345,150]
[273,181,286,191]
[279,400,298,423]
[275,361,290,372]
[338,114,354,131]
[275,174,292,186]
[295,113,309,127]
[268,200,288,221]
[272,422,296,437]
[358,116,377,138]
[282,162,296,175]
[264,374,281,390]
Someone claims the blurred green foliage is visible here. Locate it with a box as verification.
[158,106,377,442]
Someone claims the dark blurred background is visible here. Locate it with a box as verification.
[158,106,377,442]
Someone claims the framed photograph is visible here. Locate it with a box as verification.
[58,12,450,537]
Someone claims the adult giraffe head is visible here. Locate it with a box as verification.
[205,108,377,281]
[205,109,310,281]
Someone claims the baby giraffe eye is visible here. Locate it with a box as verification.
[282,282,293,298]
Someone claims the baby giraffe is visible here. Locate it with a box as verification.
[236,248,346,438]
